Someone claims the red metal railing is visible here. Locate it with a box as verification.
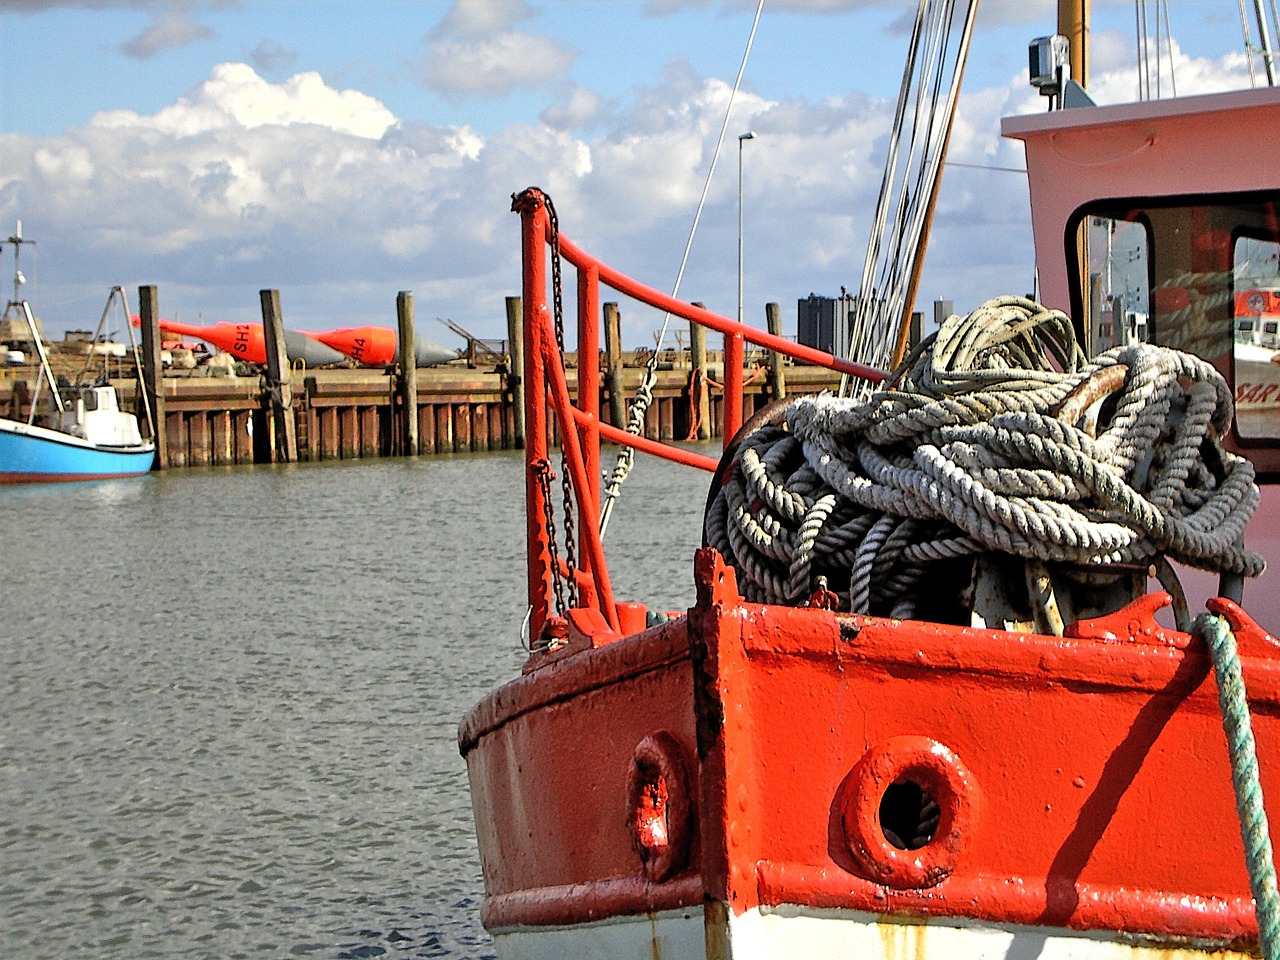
[513,187,886,647]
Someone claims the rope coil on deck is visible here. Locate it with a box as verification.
[704,295,1264,618]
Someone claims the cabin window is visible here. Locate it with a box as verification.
[82,390,99,412]
[1233,234,1280,439]
[1074,192,1280,455]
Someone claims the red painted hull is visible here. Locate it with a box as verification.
[460,549,1280,953]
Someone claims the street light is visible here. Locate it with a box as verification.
[738,130,756,326]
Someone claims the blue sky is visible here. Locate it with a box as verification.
[0,0,1266,347]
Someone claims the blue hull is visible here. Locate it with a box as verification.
[0,419,155,483]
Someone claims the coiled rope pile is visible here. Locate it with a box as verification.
[703,296,1264,621]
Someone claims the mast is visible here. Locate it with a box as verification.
[2,222,63,416]
[6,220,33,308]
[1058,0,1089,91]
[1253,0,1278,85]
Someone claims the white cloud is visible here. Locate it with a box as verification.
[541,86,606,131]
[420,0,578,98]
[94,63,397,139]
[0,39,1261,344]
[1087,32,1253,101]
[432,0,532,38]
[422,33,577,98]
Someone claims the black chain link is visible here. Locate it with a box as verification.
[545,194,567,357]
[533,458,568,617]
[541,192,579,609]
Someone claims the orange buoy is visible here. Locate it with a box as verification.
[306,326,398,366]
[155,319,268,363]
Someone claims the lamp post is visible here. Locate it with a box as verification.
[737,130,756,325]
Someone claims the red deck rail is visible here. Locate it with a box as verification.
[512,187,886,647]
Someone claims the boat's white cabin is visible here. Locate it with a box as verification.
[59,385,143,447]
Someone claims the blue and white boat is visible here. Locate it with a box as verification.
[0,385,155,484]
[0,223,155,483]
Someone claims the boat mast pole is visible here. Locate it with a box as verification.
[1253,0,1278,85]
[1059,0,1089,91]
[1061,0,1091,342]
[4,223,63,416]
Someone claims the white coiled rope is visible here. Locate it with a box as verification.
[704,296,1264,618]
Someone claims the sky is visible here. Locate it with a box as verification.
[0,0,1268,349]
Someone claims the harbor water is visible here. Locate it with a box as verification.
[0,448,713,959]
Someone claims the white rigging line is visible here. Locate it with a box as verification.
[1240,0,1260,86]
[838,0,978,399]
[597,0,765,537]
[1236,0,1279,86]
[662,0,765,319]
[1162,0,1178,97]
[1141,0,1152,99]
[1135,0,1180,99]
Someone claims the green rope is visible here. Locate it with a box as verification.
[1196,611,1280,959]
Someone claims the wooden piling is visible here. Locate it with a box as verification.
[341,406,358,458]
[360,406,378,457]
[505,296,525,448]
[259,288,297,463]
[218,411,235,464]
[420,405,436,453]
[689,309,710,440]
[138,285,168,470]
[765,302,787,401]
[397,290,419,455]
[603,302,626,431]
[435,404,452,454]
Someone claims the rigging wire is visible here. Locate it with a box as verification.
[837,0,977,399]
[1240,0,1260,87]
[597,0,766,537]
[1155,0,1163,96]
[1137,0,1149,99]
[1162,0,1178,97]
[1136,0,1180,100]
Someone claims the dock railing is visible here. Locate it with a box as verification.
[512,187,886,650]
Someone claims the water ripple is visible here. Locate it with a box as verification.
[0,449,712,958]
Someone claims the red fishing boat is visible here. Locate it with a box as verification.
[460,10,1280,960]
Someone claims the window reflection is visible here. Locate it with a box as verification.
[1078,195,1280,445]
[1085,215,1150,351]
[1233,235,1280,439]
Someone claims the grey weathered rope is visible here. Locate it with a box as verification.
[705,296,1264,614]
[1195,612,1280,960]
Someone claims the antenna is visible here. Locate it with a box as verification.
[5,220,35,307]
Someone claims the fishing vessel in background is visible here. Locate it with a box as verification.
[460,0,1280,957]
[0,224,155,483]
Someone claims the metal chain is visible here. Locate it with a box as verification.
[533,458,569,616]
[542,192,579,608]
[545,194,567,358]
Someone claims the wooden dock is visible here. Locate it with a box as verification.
[0,287,851,469]
[0,356,842,469]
